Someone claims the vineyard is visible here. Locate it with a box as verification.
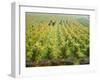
[26,13,90,67]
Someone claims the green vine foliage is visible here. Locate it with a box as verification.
[26,13,90,67]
